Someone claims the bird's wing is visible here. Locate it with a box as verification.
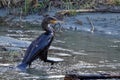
[22,33,53,64]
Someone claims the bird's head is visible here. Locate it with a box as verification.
[41,16,63,32]
[43,16,58,24]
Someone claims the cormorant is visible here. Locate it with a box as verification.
[17,16,59,71]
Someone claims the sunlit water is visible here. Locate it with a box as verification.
[0,13,120,80]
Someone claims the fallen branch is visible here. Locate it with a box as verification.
[57,9,120,16]
[57,9,96,15]
[64,73,120,80]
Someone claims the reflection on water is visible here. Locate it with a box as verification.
[0,18,120,79]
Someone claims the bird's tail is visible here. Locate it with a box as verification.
[17,63,27,72]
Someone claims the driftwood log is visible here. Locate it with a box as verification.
[64,73,120,80]
[57,9,120,16]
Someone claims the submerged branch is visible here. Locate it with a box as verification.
[87,16,95,33]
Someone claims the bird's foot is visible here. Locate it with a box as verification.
[50,60,59,65]
[51,61,55,65]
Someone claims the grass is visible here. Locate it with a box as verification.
[0,0,120,15]
[24,0,31,14]
[114,0,120,5]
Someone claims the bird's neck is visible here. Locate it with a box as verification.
[42,22,54,34]
[47,24,54,33]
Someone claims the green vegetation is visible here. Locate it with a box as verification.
[114,0,120,5]
[0,0,120,15]
[24,0,30,14]
[23,0,50,14]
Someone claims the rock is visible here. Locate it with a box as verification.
[47,57,64,62]
[0,46,7,51]
[51,53,71,57]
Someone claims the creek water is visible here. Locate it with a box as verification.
[0,13,120,80]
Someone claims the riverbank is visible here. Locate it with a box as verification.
[0,8,120,37]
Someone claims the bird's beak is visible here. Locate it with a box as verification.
[50,20,57,24]
[50,20,64,24]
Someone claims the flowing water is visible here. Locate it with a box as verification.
[0,13,120,80]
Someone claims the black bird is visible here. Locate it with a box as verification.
[17,16,59,71]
